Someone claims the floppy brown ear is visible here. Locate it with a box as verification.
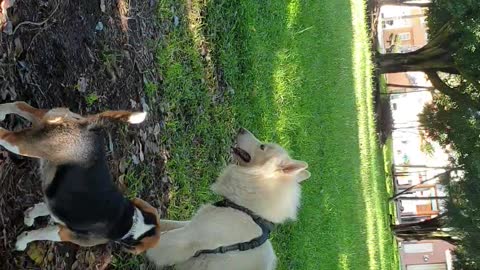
[281,160,308,175]
[129,198,161,254]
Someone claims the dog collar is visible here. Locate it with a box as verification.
[193,199,275,257]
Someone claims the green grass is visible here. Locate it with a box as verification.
[85,93,99,107]
[115,0,399,269]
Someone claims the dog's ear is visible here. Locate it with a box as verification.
[128,198,161,254]
[297,170,311,183]
[280,160,308,175]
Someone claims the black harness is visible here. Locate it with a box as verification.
[193,199,275,257]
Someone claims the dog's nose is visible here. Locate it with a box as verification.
[238,127,247,135]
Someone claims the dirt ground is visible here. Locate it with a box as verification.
[0,0,169,269]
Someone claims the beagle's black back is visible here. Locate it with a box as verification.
[45,132,133,239]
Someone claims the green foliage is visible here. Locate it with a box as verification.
[419,96,480,267]
[425,5,480,265]
[428,1,480,95]
[144,80,158,99]
[85,93,99,106]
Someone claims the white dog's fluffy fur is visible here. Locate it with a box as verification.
[147,129,310,270]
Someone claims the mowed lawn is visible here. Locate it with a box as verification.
[151,0,400,269]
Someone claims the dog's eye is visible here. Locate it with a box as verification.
[260,144,266,150]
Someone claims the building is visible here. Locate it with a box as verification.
[400,240,455,270]
[379,5,429,87]
[390,90,450,224]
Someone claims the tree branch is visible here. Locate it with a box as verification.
[426,71,479,108]
[396,196,448,200]
[390,169,455,201]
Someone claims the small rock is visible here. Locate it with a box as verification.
[132,155,140,165]
[77,77,88,93]
[173,16,179,27]
[95,22,104,31]
[130,99,137,109]
[161,176,169,183]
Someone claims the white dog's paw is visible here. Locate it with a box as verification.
[23,208,35,227]
[15,232,29,251]
[0,111,6,121]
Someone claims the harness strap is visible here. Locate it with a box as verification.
[193,199,275,257]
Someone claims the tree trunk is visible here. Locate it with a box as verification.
[387,83,434,90]
[395,165,453,169]
[383,14,426,20]
[393,214,458,245]
[376,23,459,74]
[393,213,447,232]
[396,233,459,245]
[396,196,448,201]
[377,49,456,74]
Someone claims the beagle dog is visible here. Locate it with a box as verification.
[0,101,160,254]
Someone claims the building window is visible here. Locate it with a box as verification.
[404,243,434,253]
[398,32,411,41]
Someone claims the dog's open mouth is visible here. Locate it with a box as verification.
[232,147,251,163]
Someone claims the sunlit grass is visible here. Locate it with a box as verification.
[118,0,403,269]
[351,0,397,269]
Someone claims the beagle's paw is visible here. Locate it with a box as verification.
[15,232,29,251]
[0,111,6,121]
[23,207,35,227]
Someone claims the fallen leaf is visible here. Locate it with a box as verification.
[26,243,47,266]
[154,123,161,137]
[145,140,160,154]
[139,142,145,162]
[47,251,54,262]
[100,0,106,12]
[140,97,149,113]
[130,99,137,109]
[119,158,128,173]
[86,251,96,266]
[14,37,22,57]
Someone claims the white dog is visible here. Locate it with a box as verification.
[147,128,310,270]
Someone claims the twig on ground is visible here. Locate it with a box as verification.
[12,1,60,36]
